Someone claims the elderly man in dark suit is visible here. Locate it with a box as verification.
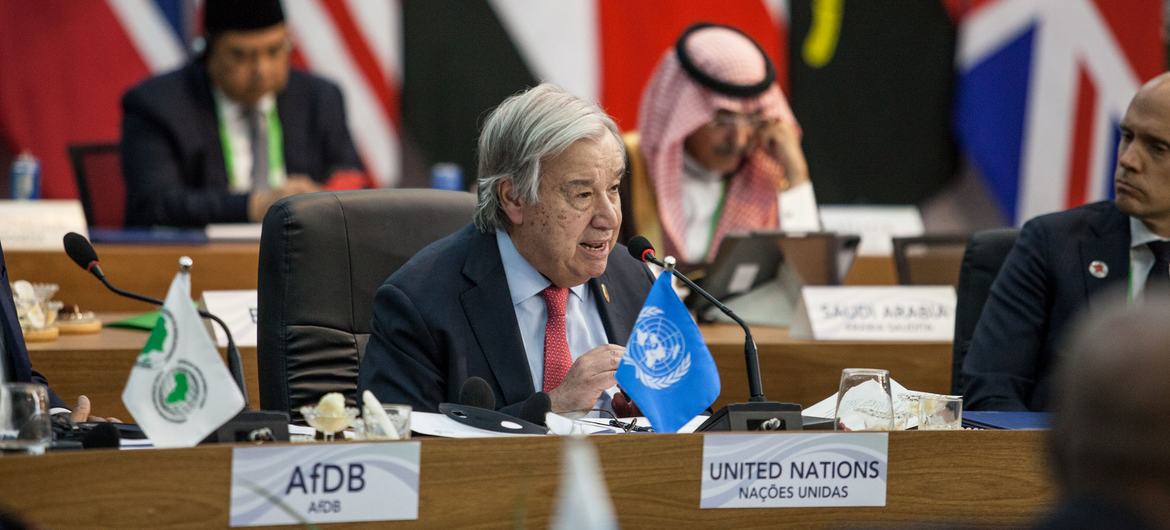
[121,0,363,227]
[963,72,1170,411]
[359,84,653,417]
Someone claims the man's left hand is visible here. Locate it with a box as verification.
[70,395,122,423]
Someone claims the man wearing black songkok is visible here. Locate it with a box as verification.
[121,0,364,227]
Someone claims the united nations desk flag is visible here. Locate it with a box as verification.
[123,271,245,447]
[617,272,720,433]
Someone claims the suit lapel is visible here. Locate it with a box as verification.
[589,276,617,344]
[188,64,228,186]
[1080,204,1130,303]
[589,254,648,347]
[0,255,31,383]
[459,231,534,405]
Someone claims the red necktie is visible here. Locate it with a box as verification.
[541,286,572,392]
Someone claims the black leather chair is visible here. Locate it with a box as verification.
[951,228,1019,395]
[257,189,476,423]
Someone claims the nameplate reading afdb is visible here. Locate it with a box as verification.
[229,442,420,527]
[700,433,888,509]
[789,286,955,341]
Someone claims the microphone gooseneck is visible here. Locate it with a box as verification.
[627,236,766,402]
[61,232,250,407]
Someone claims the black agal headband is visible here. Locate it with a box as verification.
[674,22,775,98]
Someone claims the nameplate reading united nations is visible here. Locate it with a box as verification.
[700,433,888,509]
[230,442,420,527]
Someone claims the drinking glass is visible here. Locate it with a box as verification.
[364,403,411,440]
[917,393,963,430]
[834,368,895,431]
[300,405,357,442]
[0,383,51,455]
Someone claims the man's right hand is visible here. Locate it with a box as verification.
[548,344,624,413]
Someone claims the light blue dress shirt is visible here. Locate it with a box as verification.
[1128,216,1170,299]
[495,230,614,412]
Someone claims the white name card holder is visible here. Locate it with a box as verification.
[0,200,88,250]
[789,286,956,341]
[202,289,258,348]
[701,433,888,508]
[818,205,924,256]
[230,442,421,527]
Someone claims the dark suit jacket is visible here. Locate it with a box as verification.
[121,60,363,227]
[0,241,65,409]
[962,201,1128,411]
[358,225,655,417]
[1032,496,1157,530]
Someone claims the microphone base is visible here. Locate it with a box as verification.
[438,403,548,435]
[203,410,291,444]
[696,401,805,432]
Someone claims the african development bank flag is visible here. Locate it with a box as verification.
[617,272,720,433]
[123,271,244,448]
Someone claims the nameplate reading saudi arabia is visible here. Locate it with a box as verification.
[229,442,420,527]
[701,433,888,508]
[789,286,955,341]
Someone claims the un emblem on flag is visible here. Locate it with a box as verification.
[626,306,691,389]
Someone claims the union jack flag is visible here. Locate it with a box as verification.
[953,0,1164,224]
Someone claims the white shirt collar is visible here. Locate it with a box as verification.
[1130,216,1169,248]
[212,87,276,120]
[495,230,589,306]
[682,152,724,183]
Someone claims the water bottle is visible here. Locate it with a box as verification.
[430,163,463,191]
[10,151,40,200]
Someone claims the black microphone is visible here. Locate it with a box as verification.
[438,379,548,434]
[62,232,250,407]
[518,391,551,427]
[458,376,496,410]
[627,235,804,431]
[80,422,120,449]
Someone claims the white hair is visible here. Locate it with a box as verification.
[473,83,622,232]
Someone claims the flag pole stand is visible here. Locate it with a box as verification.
[179,257,291,443]
[661,256,811,432]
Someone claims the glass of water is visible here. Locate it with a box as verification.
[363,403,411,440]
[917,393,963,430]
[835,368,895,431]
[0,383,51,455]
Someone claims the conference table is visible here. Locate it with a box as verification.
[5,242,261,312]
[7,241,1023,529]
[0,430,1051,529]
[27,315,948,422]
[13,240,944,418]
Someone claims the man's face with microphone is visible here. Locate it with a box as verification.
[499,133,625,288]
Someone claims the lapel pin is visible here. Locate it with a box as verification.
[601,283,611,304]
[1088,260,1108,279]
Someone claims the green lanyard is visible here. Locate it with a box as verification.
[217,104,285,189]
[700,180,730,259]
